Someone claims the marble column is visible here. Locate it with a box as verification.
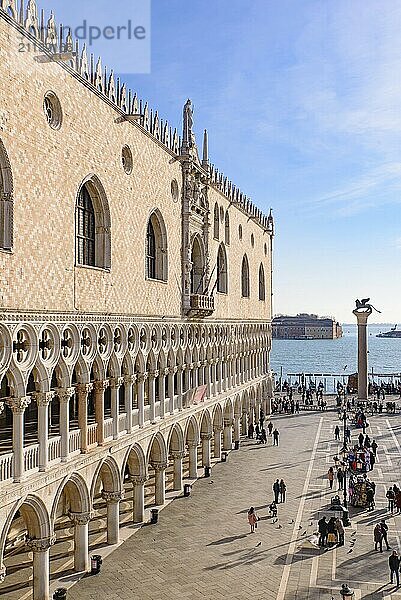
[123,374,135,433]
[159,369,168,417]
[26,536,55,600]
[101,491,123,545]
[188,442,198,478]
[152,462,167,505]
[168,368,176,414]
[57,387,74,462]
[176,367,183,411]
[6,396,31,483]
[148,371,157,422]
[76,384,92,454]
[131,475,147,523]
[205,361,211,398]
[353,307,372,402]
[217,359,223,393]
[213,426,222,459]
[170,451,184,491]
[233,416,241,447]
[109,377,123,439]
[223,419,233,450]
[93,380,108,445]
[33,391,55,472]
[69,511,91,572]
[137,373,145,427]
[241,412,248,436]
[201,433,212,468]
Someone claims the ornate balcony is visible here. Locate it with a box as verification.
[189,294,215,317]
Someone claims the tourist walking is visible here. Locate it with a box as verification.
[327,516,337,547]
[247,507,258,533]
[380,519,391,550]
[318,516,328,547]
[248,423,254,439]
[374,522,383,552]
[371,439,378,457]
[395,487,401,514]
[328,466,334,490]
[273,479,280,503]
[334,425,340,441]
[366,485,375,511]
[389,550,400,586]
[280,479,286,503]
[386,487,395,513]
[337,467,344,490]
[358,432,364,447]
[335,517,344,546]
[273,428,280,446]
[261,428,267,444]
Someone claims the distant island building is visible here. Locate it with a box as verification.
[272,314,343,340]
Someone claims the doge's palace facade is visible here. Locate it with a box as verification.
[0,2,274,598]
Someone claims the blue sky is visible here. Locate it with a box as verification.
[41,0,401,322]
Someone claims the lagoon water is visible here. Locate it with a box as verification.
[270,324,401,389]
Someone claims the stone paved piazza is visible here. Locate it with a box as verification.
[61,405,401,600]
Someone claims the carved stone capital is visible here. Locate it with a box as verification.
[224,419,233,428]
[137,372,148,384]
[213,425,223,434]
[68,511,92,526]
[163,368,170,377]
[130,475,148,486]
[187,441,199,450]
[109,376,124,390]
[151,462,167,473]
[101,490,124,504]
[56,387,75,404]
[0,402,4,416]
[0,564,5,583]
[33,391,55,407]
[76,383,93,397]
[93,380,109,393]
[6,396,31,414]
[123,374,136,386]
[201,433,213,441]
[26,535,56,553]
[170,451,185,461]
[149,370,159,380]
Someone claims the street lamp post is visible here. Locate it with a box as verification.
[340,583,355,599]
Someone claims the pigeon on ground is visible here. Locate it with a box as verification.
[208,481,214,484]
[255,541,262,547]
[298,525,302,530]
[289,519,294,524]
[347,549,353,553]
[302,531,307,536]
[276,524,283,529]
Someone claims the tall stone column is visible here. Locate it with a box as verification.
[213,426,222,459]
[76,384,92,454]
[353,305,373,401]
[26,536,55,600]
[176,367,183,411]
[123,374,135,433]
[159,369,168,417]
[168,367,176,414]
[184,366,191,398]
[223,419,233,451]
[137,373,145,427]
[93,380,108,445]
[216,360,223,393]
[152,462,167,506]
[109,377,123,439]
[131,475,147,523]
[101,491,123,545]
[241,412,248,436]
[57,387,74,462]
[233,416,241,447]
[201,433,212,468]
[69,511,91,572]
[188,442,198,478]
[6,396,31,483]
[33,391,54,472]
[148,371,157,422]
[170,451,184,491]
[205,361,211,398]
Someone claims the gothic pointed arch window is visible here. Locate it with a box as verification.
[146,209,168,281]
[259,263,266,301]
[213,203,219,240]
[217,243,228,294]
[76,176,111,269]
[191,236,205,294]
[0,138,13,251]
[241,254,250,298]
[225,211,230,245]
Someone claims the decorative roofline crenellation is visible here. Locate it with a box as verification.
[0,0,273,233]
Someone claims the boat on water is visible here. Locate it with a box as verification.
[376,325,401,338]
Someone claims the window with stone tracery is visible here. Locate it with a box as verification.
[259,263,266,301]
[75,177,111,269]
[213,203,219,239]
[145,210,168,281]
[225,211,230,245]
[217,243,228,294]
[0,138,13,251]
[241,254,250,298]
